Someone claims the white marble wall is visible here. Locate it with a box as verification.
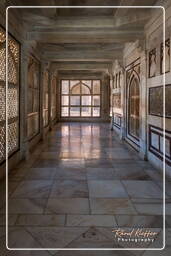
[145,3,171,176]
[110,2,171,176]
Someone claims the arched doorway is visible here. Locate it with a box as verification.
[127,75,140,144]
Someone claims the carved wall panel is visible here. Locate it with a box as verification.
[149,125,171,166]
[0,26,20,163]
[27,55,40,139]
[113,113,121,129]
[161,39,170,74]
[149,84,171,118]
[149,48,156,78]
[113,94,121,108]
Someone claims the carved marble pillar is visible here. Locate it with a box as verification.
[139,51,148,160]
[48,69,52,130]
[40,61,46,140]
[109,73,114,130]
[102,72,110,121]
[56,76,60,122]
[121,60,127,141]
[20,44,29,160]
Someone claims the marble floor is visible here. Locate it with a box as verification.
[0,122,171,255]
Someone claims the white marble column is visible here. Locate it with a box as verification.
[39,61,46,140]
[120,68,126,140]
[101,72,110,121]
[48,69,52,130]
[20,43,29,160]
[139,51,148,160]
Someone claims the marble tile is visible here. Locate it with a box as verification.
[24,168,57,180]
[85,159,113,168]
[86,168,116,180]
[115,215,163,228]
[108,152,134,160]
[16,214,65,226]
[11,180,53,198]
[7,199,47,214]
[8,167,29,181]
[131,198,163,215]
[90,198,137,215]
[50,180,88,198]
[122,181,163,199]
[88,180,129,198]
[38,152,60,160]
[113,168,151,180]
[113,163,145,172]
[8,181,21,196]
[45,198,90,214]
[155,180,171,198]
[84,151,107,159]
[66,226,114,248]
[59,152,85,159]
[57,159,85,168]
[27,226,87,248]
[4,122,167,250]
[32,159,58,168]
[0,214,18,226]
[144,169,163,182]
[55,167,86,180]
[8,227,41,248]
[66,215,117,227]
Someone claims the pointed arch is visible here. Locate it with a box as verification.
[127,70,140,141]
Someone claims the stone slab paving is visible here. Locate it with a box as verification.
[0,123,170,252]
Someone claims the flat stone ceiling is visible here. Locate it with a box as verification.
[7,0,158,73]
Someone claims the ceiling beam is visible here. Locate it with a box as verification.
[25,16,115,30]
[27,30,143,43]
[51,62,111,72]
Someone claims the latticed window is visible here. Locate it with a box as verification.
[0,26,20,163]
[43,71,49,126]
[27,55,40,139]
[61,80,101,117]
[51,75,57,121]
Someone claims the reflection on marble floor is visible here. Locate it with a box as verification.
[0,123,171,255]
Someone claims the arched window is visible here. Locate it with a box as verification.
[128,76,140,140]
[61,80,101,117]
[71,83,81,94]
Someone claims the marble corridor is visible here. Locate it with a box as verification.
[0,123,171,255]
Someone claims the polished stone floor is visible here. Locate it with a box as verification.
[0,122,171,255]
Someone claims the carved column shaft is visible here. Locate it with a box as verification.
[20,44,29,160]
